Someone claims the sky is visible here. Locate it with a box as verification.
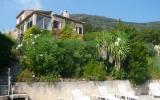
[0,0,160,31]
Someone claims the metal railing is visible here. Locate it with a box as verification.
[8,68,11,95]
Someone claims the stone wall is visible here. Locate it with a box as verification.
[13,80,140,100]
[135,80,160,95]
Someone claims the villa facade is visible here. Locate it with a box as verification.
[16,10,84,39]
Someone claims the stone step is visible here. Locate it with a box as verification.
[0,70,8,75]
[0,90,8,96]
[0,80,8,83]
[0,96,8,100]
[0,76,8,82]
[0,79,8,81]
[0,76,8,79]
[0,82,8,85]
[0,85,8,90]
[0,73,8,76]
[0,78,8,81]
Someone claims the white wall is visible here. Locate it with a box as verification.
[13,80,136,100]
[53,16,66,29]
[17,11,33,24]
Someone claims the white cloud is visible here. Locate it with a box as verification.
[17,0,42,10]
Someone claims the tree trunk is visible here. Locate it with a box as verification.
[115,60,121,71]
[115,60,118,70]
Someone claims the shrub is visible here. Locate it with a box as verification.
[21,28,98,80]
[59,25,83,40]
[83,60,106,81]
[20,25,101,81]
[128,41,150,85]
[39,74,60,82]
[21,33,60,76]
[16,69,33,82]
[84,32,99,41]
[109,68,126,80]
[23,26,52,40]
[128,61,149,85]
[57,39,98,78]
[148,57,160,79]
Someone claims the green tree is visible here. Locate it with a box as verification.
[127,41,149,85]
[0,32,14,67]
[96,31,130,70]
[21,33,60,77]
[20,27,98,80]
[57,39,98,77]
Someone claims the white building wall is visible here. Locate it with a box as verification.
[53,16,66,29]
[16,11,33,24]
[33,14,37,26]
[75,23,83,34]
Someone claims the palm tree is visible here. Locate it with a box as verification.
[109,31,130,70]
[96,32,113,60]
[96,31,130,70]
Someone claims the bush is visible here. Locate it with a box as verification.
[39,74,60,82]
[128,61,149,85]
[59,25,83,40]
[57,39,98,78]
[21,33,60,76]
[23,26,52,40]
[84,32,99,41]
[83,60,106,81]
[16,69,33,82]
[109,68,126,80]
[128,41,150,85]
[148,57,160,79]
[20,27,98,80]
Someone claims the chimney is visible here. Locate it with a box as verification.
[62,10,69,18]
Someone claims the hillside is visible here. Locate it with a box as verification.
[71,14,160,32]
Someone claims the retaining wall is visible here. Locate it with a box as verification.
[13,80,148,100]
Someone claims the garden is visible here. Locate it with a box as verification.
[1,22,160,85]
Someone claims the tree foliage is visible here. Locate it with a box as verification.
[18,21,160,85]
[23,26,52,40]
[0,32,14,67]
[127,41,149,85]
[20,26,99,81]
[83,60,106,81]
[59,25,83,40]
[96,31,130,70]
[21,33,59,76]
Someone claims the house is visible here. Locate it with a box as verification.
[16,10,84,39]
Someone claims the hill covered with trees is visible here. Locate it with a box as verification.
[71,14,160,32]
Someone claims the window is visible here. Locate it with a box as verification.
[53,20,59,29]
[37,16,51,30]
[66,20,71,25]
[27,21,32,29]
[79,27,82,34]
[20,24,24,32]
[36,16,44,28]
[19,17,22,23]
[76,27,78,32]
[44,18,51,30]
